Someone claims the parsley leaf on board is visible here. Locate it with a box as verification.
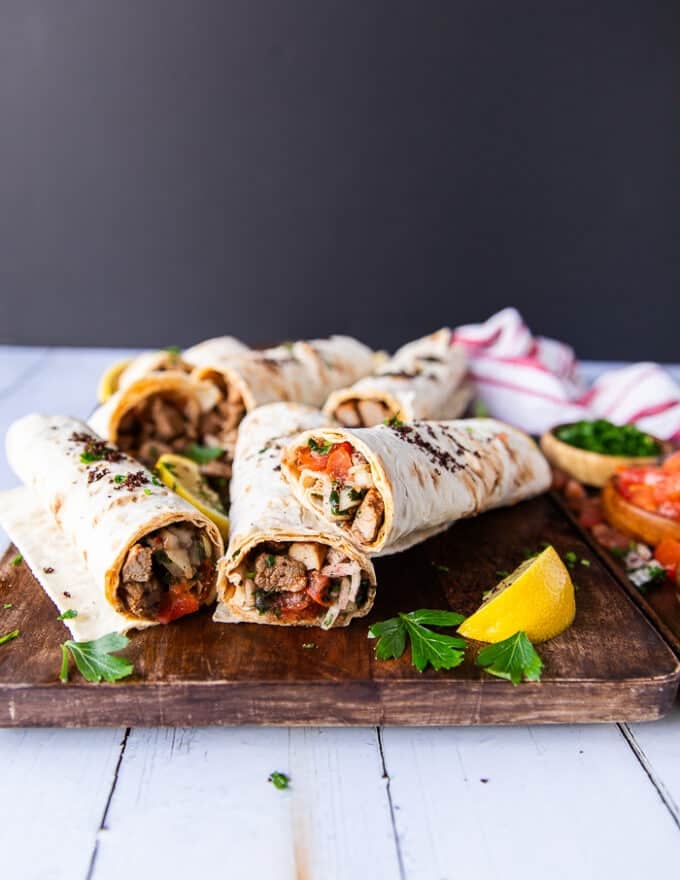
[57,609,79,621]
[269,771,290,790]
[59,632,134,683]
[10,554,23,567]
[0,629,19,647]
[369,616,407,661]
[184,444,224,465]
[475,631,543,685]
[369,609,466,672]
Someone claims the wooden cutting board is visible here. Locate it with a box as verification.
[0,493,677,728]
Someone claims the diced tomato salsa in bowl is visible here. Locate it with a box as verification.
[615,451,680,521]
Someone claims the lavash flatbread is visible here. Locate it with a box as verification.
[0,415,223,639]
[193,336,376,413]
[182,336,250,369]
[324,328,471,425]
[215,403,376,628]
[108,337,249,393]
[281,418,551,555]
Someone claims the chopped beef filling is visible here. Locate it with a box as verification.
[116,386,244,507]
[294,440,385,543]
[118,523,215,622]
[238,542,370,625]
[117,394,200,465]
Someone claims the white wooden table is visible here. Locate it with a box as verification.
[1,346,679,880]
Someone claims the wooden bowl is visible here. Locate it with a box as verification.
[539,427,669,488]
[601,480,680,544]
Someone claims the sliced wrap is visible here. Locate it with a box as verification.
[0,415,224,639]
[281,418,552,555]
[215,403,376,628]
[89,371,236,503]
[324,328,471,426]
[193,335,375,415]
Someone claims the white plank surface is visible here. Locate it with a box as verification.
[381,723,680,879]
[0,346,679,880]
[628,705,680,825]
[91,727,401,880]
[0,727,126,880]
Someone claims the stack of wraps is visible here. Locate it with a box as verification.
[215,403,376,628]
[0,415,224,639]
[90,335,376,475]
[324,328,471,426]
[281,418,551,555]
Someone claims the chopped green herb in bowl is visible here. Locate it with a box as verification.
[554,420,662,458]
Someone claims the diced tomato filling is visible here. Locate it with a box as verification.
[297,440,354,480]
[326,442,353,480]
[306,571,333,607]
[273,590,323,622]
[296,446,330,471]
[158,583,200,624]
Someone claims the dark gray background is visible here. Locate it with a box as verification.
[0,1,678,358]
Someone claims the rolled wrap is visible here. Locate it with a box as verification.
[281,418,551,555]
[89,372,222,466]
[106,337,249,393]
[0,415,224,639]
[193,336,376,413]
[324,328,471,426]
[182,336,250,369]
[215,403,376,628]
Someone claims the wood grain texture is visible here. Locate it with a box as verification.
[90,727,401,880]
[381,723,680,878]
[1,493,677,728]
[0,726,126,880]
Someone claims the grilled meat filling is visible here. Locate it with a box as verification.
[237,542,370,625]
[118,523,215,621]
[295,440,386,543]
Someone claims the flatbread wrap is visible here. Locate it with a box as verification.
[281,418,552,555]
[324,328,471,426]
[193,335,376,418]
[104,337,249,395]
[89,371,238,506]
[215,403,376,628]
[0,415,224,639]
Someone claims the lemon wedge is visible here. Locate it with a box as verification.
[96,358,133,403]
[155,453,229,539]
[457,545,576,644]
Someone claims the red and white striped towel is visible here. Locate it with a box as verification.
[453,308,680,441]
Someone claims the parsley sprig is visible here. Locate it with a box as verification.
[369,609,466,672]
[59,632,134,683]
[57,609,79,621]
[475,632,543,685]
[308,437,332,455]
